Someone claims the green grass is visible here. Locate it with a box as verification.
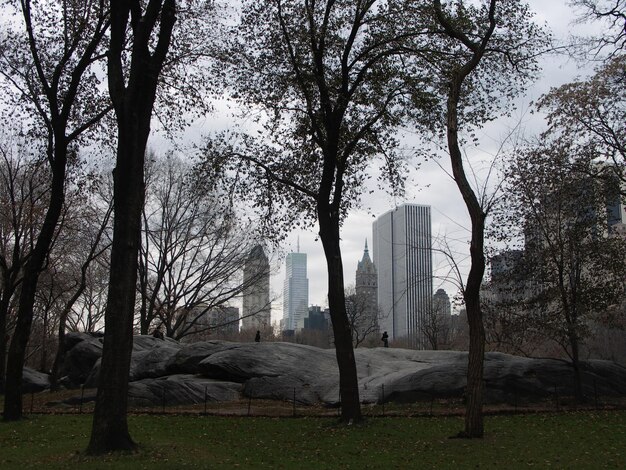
[0,412,624,469]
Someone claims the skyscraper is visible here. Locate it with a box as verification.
[373,204,433,349]
[242,245,271,331]
[282,244,309,331]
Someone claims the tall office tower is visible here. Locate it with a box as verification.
[242,245,271,331]
[355,239,378,334]
[373,204,433,349]
[282,244,309,331]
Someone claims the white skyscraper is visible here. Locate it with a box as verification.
[282,246,309,331]
[373,204,433,349]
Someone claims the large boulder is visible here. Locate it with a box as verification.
[84,335,183,387]
[60,332,103,386]
[21,367,50,393]
[60,334,626,407]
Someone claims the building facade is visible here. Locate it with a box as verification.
[432,288,451,317]
[282,249,309,331]
[242,245,271,331]
[373,204,433,349]
[353,239,379,341]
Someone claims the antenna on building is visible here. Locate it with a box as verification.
[297,235,300,253]
[364,238,368,254]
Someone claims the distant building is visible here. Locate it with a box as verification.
[282,244,309,331]
[207,306,240,335]
[242,245,271,331]
[183,305,240,341]
[356,239,377,308]
[353,239,379,341]
[432,288,451,317]
[304,305,329,331]
[373,204,433,349]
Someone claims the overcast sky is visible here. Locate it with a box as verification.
[161,1,605,324]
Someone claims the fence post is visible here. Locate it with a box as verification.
[162,386,166,414]
[381,384,385,417]
[338,389,341,417]
[292,388,296,417]
[79,385,85,414]
[554,385,559,411]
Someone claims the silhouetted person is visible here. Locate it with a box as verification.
[255,330,261,342]
[152,326,164,340]
[381,331,389,348]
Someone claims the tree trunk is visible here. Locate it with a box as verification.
[3,154,66,421]
[446,74,488,439]
[464,245,486,437]
[318,208,362,423]
[87,125,146,454]
[0,292,11,394]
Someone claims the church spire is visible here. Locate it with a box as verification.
[364,238,369,254]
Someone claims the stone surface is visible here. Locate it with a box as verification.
[59,334,626,407]
[128,375,241,407]
[60,332,103,386]
[21,367,50,393]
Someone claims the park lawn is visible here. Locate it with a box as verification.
[0,411,624,469]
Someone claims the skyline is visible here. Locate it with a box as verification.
[257,1,605,324]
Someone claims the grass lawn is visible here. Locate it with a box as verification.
[0,411,624,469]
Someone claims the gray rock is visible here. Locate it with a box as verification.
[166,340,240,374]
[61,333,103,385]
[128,375,241,407]
[60,335,626,408]
[130,341,181,381]
[21,367,50,393]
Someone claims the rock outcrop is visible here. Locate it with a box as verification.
[41,332,626,407]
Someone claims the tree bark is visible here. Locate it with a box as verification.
[318,207,362,423]
[0,291,12,394]
[87,128,144,452]
[3,146,66,421]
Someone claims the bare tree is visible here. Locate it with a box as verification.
[570,0,626,55]
[0,0,110,421]
[0,137,50,392]
[538,55,625,186]
[345,286,380,349]
[429,0,549,437]
[492,140,626,402]
[138,153,268,341]
[421,291,452,351]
